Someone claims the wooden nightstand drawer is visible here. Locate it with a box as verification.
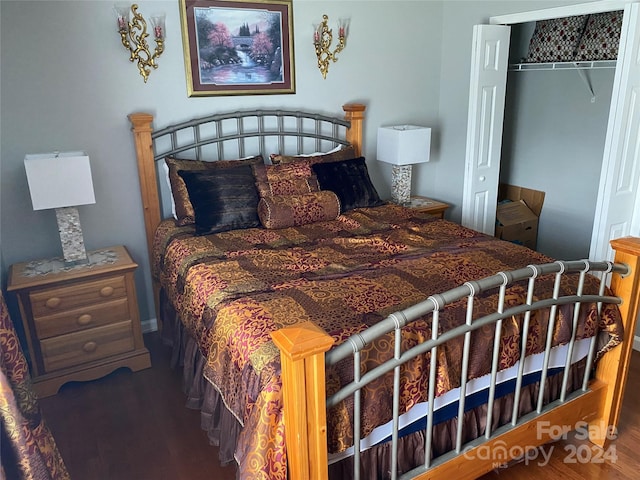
[34,297,130,339]
[40,320,134,372]
[30,275,127,318]
[8,246,151,396]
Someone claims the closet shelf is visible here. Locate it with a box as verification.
[509,60,617,71]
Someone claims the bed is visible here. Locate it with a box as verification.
[128,103,640,480]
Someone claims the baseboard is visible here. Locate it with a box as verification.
[635,335,640,352]
[141,317,158,334]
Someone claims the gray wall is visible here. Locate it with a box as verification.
[501,68,614,260]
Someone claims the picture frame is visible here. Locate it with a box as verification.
[179,0,295,97]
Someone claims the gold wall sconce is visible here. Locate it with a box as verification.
[313,14,349,79]
[114,4,165,83]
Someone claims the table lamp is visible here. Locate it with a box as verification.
[377,125,431,206]
[24,151,96,266]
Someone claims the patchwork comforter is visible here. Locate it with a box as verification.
[152,204,622,479]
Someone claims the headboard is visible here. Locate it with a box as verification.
[128,103,366,270]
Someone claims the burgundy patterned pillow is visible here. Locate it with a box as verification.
[575,12,623,61]
[257,191,341,229]
[524,16,588,63]
[253,161,320,198]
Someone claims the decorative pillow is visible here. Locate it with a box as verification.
[178,164,260,235]
[253,161,320,198]
[312,157,384,212]
[524,16,588,63]
[575,11,623,61]
[270,145,357,165]
[257,191,341,229]
[166,155,263,226]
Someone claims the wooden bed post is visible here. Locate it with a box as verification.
[343,104,366,157]
[128,112,161,258]
[271,321,335,480]
[590,236,640,447]
[128,112,162,327]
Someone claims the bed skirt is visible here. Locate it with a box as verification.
[161,290,586,479]
[161,290,241,466]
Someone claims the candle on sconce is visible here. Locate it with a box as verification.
[338,18,349,40]
[150,14,166,40]
[114,4,130,31]
[313,24,320,43]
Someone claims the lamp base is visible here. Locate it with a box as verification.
[391,165,412,206]
[55,207,89,266]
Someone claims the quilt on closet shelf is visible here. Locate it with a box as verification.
[151,203,622,480]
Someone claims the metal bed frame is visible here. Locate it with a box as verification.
[324,260,622,479]
[150,109,352,163]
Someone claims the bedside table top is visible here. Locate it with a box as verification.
[408,196,449,210]
[7,245,137,291]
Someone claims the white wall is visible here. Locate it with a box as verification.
[0,0,443,325]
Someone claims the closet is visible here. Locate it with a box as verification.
[461,0,640,263]
[502,19,617,260]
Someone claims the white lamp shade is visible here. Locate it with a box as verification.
[377,125,431,166]
[25,152,96,210]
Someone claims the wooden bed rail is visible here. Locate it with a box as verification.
[272,237,640,480]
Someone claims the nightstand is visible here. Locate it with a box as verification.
[7,245,151,397]
[407,196,450,219]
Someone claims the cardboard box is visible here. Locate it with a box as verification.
[495,184,545,250]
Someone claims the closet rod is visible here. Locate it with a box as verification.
[508,60,617,71]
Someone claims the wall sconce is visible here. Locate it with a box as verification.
[24,152,96,266]
[377,126,432,206]
[114,4,165,83]
[313,14,349,79]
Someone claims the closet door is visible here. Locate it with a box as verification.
[461,25,511,234]
[589,3,640,261]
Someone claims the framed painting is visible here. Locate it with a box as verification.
[179,0,295,96]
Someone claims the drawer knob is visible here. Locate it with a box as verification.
[82,341,98,353]
[100,286,114,297]
[45,297,61,309]
[77,314,92,326]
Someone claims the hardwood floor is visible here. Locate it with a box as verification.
[39,333,640,479]
[39,333,236,480]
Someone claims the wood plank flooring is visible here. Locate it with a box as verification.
[39,333,640,479]
[39,333,235,480]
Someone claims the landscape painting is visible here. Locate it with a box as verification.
[180,0,295,96]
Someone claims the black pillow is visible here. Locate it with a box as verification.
[312,157,383,212]
[178,164,260,235]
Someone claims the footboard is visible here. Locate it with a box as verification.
[272,237,640,480]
